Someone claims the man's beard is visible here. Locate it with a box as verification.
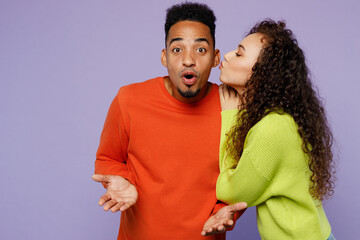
[177,87,200,98]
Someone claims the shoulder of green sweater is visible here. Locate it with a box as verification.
[245,112,299,156]
[251,112,297,136]
[242,113,298,180]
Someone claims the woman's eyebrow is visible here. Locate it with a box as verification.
[238,44,246,51]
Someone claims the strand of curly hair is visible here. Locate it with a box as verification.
[226,20,335,201]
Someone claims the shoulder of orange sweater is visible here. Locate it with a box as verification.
[115,76,163,102]
[117,76,163,94]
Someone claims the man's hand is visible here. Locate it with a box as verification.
[92,174,138,212]
[201,202,247,236]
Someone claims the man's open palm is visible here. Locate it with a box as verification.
[92,174,138,212]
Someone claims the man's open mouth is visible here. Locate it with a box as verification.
[181,71,197,86]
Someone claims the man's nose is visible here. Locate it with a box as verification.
[182,51,195,67]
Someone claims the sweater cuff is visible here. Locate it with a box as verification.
[221,109,238,118]
[220,109,238,133]
[95,162,136,187]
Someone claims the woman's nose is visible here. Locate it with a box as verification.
[224,50,235,61]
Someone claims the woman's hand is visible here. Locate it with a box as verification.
[219,84,241,111]
[201,202,247,236]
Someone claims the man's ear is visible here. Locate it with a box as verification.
[212,49,220,67]
[161,49,167,68]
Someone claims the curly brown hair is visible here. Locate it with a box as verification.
[226,19,335,200]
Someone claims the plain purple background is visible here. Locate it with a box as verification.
[1,0,359,239]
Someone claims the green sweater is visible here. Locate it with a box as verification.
[217,110,331,240]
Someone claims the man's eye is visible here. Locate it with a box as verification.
[197,48,206,53]
[172,48,182,53]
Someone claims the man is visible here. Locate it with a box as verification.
[93,3,246,239]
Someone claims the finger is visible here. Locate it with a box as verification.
[224,219,234,228]
[229,86,238,98]
[203,226,224,236]
[119,201,135,211]
[98,193,111,206]
[201,228,212,236]
[234,88,238,97]
[217,225,225,231]
[201,224,211,236]
[219,85,225,99]
[222,84,229,99]
[219,84,223,92]
[228,202,247,212]
[225,85,231,98]
[227,85,234,98]
[231,88,238,98]
[92,174,109,183]
[206,227,213,234]
[110,202,124,213]
[103,199,117,211]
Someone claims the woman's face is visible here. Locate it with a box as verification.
[219,33,265,93]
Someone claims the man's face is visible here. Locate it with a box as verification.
[161,20,220,103]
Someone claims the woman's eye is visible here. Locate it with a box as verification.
[235,52,241,57]
[197,47,206,53]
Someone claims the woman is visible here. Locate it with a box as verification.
[216,20,335,239]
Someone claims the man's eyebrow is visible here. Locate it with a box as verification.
[195,38,209,45]
[169,37,183,46]
[238,44,246,51]
[169,37,210,46]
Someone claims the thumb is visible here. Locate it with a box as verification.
[228,202,247,212]
[92,174,109,183]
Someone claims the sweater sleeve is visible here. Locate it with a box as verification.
[219,109,239,173]
[95,91,135,185]
[217,111,292,207]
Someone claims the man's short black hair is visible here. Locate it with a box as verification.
[164,2,216,48]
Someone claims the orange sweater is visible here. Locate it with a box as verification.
[95,76,226,240]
